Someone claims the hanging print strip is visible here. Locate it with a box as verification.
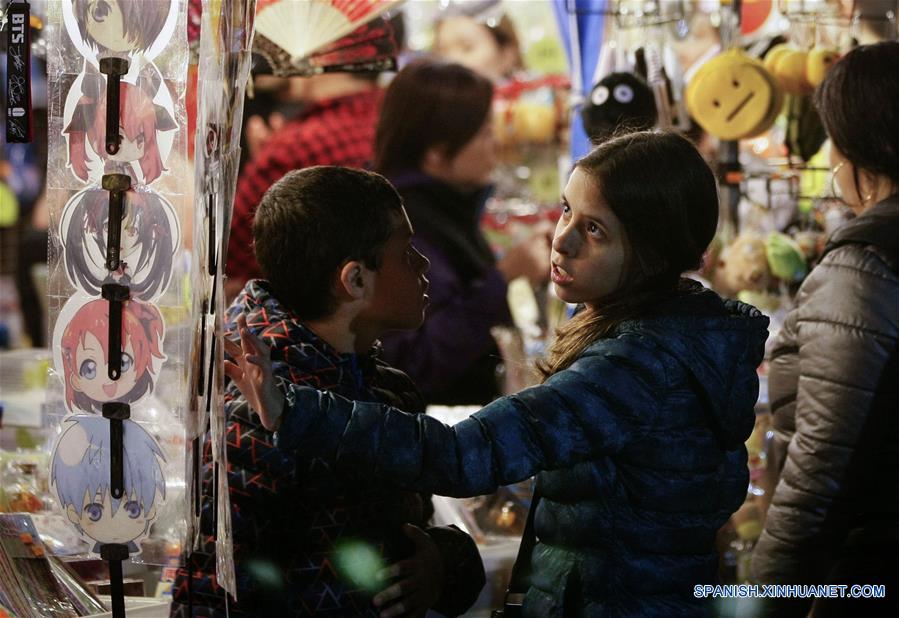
[45,0,190,562]
[50,415,167,554]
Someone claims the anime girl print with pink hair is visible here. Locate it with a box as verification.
[64,66,176,184]
[54,297,166,414]
[59,186,180,301]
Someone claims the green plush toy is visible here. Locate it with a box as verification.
[765,231,808,282]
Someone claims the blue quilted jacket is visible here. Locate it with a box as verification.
[277,285,769,616]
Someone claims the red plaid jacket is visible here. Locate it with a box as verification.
[226,89,381,284]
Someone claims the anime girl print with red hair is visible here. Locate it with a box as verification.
[54,297,166,415]
[64,66,176,184]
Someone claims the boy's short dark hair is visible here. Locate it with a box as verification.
[252,166,404,320]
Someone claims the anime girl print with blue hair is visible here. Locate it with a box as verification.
[51,414,166,554]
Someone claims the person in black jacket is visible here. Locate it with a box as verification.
[752,42,899,617]
[227,131,769,616]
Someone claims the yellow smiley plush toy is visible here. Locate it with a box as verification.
[686,49,782,141]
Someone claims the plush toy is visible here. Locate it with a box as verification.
[686,48,782,141]
[715,232,772,296]
[765,231,808,283]
[806,46,840,87]
[581,72,657,144]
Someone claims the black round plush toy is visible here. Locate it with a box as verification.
[581,72,657,145]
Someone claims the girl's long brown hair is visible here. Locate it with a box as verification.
[538,131,720,379]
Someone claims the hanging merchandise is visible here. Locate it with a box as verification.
[52,296,166,415]
[62,64,178,185]
[580,71,656,143]
[45,0,190,577]
[59,187,181,301]
[686,48,782,141]
[187,0,259,600]
[551,0,609,160]
[50,414,167,554]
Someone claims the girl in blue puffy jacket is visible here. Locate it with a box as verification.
[226,131,770,617]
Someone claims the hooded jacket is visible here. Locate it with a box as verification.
[752,195,899,591]
[275,284,770,616]
[170,281,484,618]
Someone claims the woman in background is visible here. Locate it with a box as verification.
[374,60,551,405]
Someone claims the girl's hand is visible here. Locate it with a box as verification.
[223,314,285,431]
[372,524,445,618]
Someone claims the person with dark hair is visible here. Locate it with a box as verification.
[372,59,551,405]
[752,41,899,617]
[227,131,770,615]
[226,65,386,300]
[171,167,485,618]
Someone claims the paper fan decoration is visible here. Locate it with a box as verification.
[254,15,398,77]
[254,0,402,74]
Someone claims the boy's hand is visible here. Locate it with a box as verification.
[223,314,285,431]
[372,524,444,618]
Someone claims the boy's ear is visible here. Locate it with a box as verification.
[337,260,368,300]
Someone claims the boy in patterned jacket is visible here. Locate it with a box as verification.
[171,167,485,617]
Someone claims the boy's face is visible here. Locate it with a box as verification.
[359,208,430,333]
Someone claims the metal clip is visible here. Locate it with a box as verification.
[99,56,130,156]
[101,283,130,380]
[101,403,130,500]
[207,192,217,276]
[102,173,131,271]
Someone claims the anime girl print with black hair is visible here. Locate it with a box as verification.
[51,414,166,554]
[63,65,177,184]
[54,297,166,415]
[59,186,180,301]
[64,0,176,59]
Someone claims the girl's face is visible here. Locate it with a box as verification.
[435,16,514,82]
[430,115,497,188]
[551,168,629,309]
[71,331,139,402]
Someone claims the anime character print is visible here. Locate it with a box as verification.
[64,65,177,184]
[60,187,180,301]
[51,414,166,554]
[66,0,175,57]
[54,297,166,414]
